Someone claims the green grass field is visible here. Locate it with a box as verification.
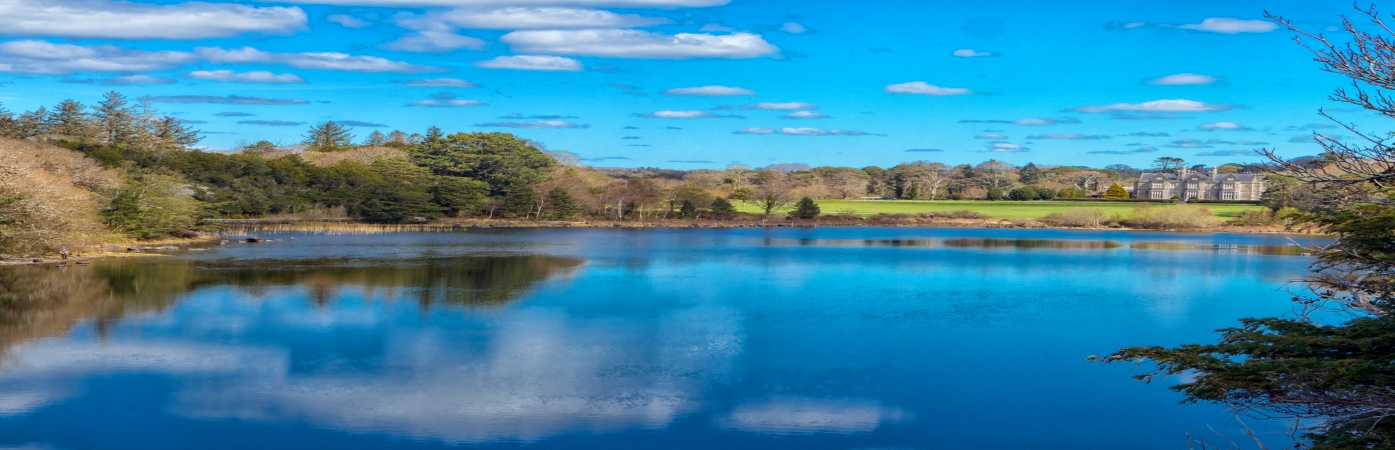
[735,200,1267,219]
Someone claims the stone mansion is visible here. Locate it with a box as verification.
[1132,167,1266,201]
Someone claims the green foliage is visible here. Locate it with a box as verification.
[410,132,555,196]
[1018,162,1043,184]
[986,188,1004,201]
[100,175,201,239]
[729,187,754,203]
[679,199,697,218]
[709,197,736,220]
[793,196,821,219]
[1007,187,1038,201]
[501,183,538,218]
[432,177,489,217]
[545,187,579,220]
[1102,183,1130,200]
[358,187,441,223]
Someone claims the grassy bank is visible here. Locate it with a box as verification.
[735,200,1267,219]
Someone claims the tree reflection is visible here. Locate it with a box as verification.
[0,255,584,353]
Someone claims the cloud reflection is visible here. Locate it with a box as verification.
[715,397,910,434]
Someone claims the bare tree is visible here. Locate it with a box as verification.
[974,160,1017,190]
[753,184,794,217]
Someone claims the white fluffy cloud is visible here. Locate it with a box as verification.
[1178,18,1277,34]
[0,40,193,74]
[779,23,808,34]
[951,49,996,57]
[640,110,728,118]
[885,81,973,96]
[196,47,442,73]
[781,111,828,119]
[1198,121,1249,130]
[438,7,668,29]
[501,30,777,59]
[187,70,306,84]
[105,74,176,85]
[474,55,583,71]
[780,128,869,136]
[986,142,1028,152]
[741,102,816,110]
[662,86,757,96]
[974,133,1007,139]
[0,0,306,39]
[326,14,369,28]
[1149,73,1217,85]
[1070,99,1233,113]
[404,78,480,87]
[382,31,487,52]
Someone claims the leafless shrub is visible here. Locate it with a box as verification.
[1041,208,1107,227]
[1122,204,1219,229]
[0,137,121,254]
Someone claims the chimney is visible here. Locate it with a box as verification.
[1211,166,1218,178]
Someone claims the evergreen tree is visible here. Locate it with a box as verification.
[364,130,388,146]
[1018,162,1043,184]
[501,183,538,218]
[152,117,202,149]
[546,186,579,220]
[302,121,355,151]
[15,106,47,139]
[0,102,18,138]
[431,177,490,216]
[793,196,821,219]
[93,91,137,146]
[45,99,94,141]
[1102,183,1130,200]
[709,197,736,220]
[679,199,697,218]
[1008,187,1038,201]
[987,188,1005,200]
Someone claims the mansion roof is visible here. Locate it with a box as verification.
[1137,172,1261,182]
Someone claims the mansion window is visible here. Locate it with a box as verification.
[1222,183,1235,189]
[1150,191,1164,199]
[1151,182,1163,189]
[1186,182,1198,189]
[1222,192,1235,200]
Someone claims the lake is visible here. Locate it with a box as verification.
[0,227,1326,449]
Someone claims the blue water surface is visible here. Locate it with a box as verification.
[0,228,1328,449]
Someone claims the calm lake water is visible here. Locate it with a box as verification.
[0,228,1328,449]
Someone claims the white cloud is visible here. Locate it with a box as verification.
[105,74,175,85]
[641,110,725,118]
[0,40,193,74]
[439,7,668,29]
[780,128,869,136]
[477,120,587,128]
[662,86,756,96]
[951,49,996,57]
[741,102,816,110]
[0,0,306,39]
[382,31,487,52]
[187,70,306,84]
[1198,121,1249,130]
[987,142,1027,152]
[781,111,828,119]
[1178,18,1277,34]
[700,23,735,32]
[734,127,776,135]
[974,133,1007,139]
[501,30,777,59]
[885,81,973,96]
[715,397,908,435]
[1026,133,1107,140]
[404,78,479,87]
[779,22,807,34]
[474,55,582,71]
[327,14,369,28]
[1149,73,1217,85]
[1070,99,1233,113]
[196,47,442,73]
[408,93,485,107]
[276,0,728,6]
[141,95,309,105]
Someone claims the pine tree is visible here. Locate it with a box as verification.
[0,102,18,139]
[46,100,95,141]
[679,199,697,218]
[302,121,354,151]
[793,196,821,219]
[93,91,137,146]
[364,130,388,146]
[152,117,202,149]
[546,186,579,220]
[15,106,47,139]
[501,183,538,218]
[1103,183,1130,200]
[1018,162,1043,184]
[709,197,736,220]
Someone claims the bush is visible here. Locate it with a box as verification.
[1008,187,1038,201]
[1122,204,1219,229]
[1040,208,1107,227]
[1102,183,1130,200]
[1227,209,1276,226]
[987,188,1005,200]
[709,197,736,220]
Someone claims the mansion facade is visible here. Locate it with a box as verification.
[1132,168,1265,201]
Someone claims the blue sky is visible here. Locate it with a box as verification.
[0,0,1369,169]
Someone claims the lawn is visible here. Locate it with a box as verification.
[734,200,1267,219]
